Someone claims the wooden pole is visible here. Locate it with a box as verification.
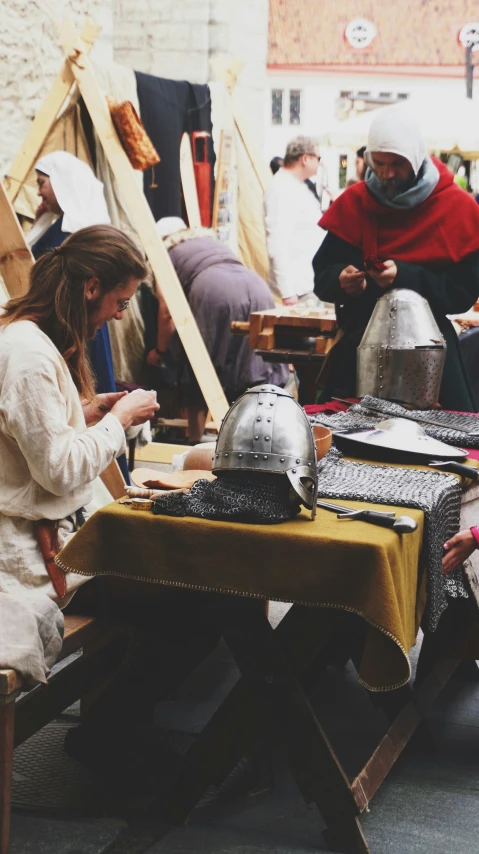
[179,133,201,228]
[210,56,271,194]
[232,93,271,194]
[211,130,233,231]
[56,19,229,427]
[0,184,34,298]
[3,20,100,204]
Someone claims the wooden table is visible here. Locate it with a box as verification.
[162,595,473,854]
[56,489,479,853]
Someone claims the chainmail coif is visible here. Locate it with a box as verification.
[317,448,467,631]
[309,395,479,448]
[152,472,302,524]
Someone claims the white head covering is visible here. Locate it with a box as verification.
[365,105,427,177]
[155,217,187,240]
[34,151,111,233]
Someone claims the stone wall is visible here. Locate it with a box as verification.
[113,0,268,141]
[1,0,268,174]
[1,0,113,173]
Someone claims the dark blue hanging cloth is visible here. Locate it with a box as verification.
[135,73,215,221]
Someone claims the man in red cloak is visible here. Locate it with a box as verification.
[313,105,479,410]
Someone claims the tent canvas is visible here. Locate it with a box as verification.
[3,18,273,440]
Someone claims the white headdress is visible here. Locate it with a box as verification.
[28,151,110,246]
[365,105,427,176]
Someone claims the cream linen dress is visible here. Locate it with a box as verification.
[0,321,127,606]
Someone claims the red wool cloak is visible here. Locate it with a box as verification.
[319,158,479,266]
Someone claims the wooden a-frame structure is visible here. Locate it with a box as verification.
[2,18,230,430]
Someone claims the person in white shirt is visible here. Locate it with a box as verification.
[264,136,326,307]
[0,225,220,765]
[0,225,159,604]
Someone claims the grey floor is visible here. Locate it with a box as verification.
[9,628,479,854]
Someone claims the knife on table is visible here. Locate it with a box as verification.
[317,500,418,534]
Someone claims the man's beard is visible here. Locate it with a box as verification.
[379,174,416,200]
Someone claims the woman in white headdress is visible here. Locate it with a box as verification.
[27,151,111,257]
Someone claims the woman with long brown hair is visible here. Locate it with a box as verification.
[0,223,220,769]
[0,223,159,602]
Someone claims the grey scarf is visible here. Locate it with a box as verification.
[366,155,440,211]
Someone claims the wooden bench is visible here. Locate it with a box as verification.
[0,614,127,854]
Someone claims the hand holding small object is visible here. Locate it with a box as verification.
[366,259,398,289]
[339,265,367,296]
[82,391,128,425]
[111,389,159,429]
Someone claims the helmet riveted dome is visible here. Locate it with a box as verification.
[213,384,318,518]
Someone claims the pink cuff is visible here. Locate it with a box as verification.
[470,526,479,548]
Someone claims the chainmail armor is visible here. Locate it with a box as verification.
[317,448,467,631]
[152,472,302,525]
[309,395,479,447]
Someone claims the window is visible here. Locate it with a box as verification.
[397,93,409,100]
[272,89,283,125]
[289,90,301,125]
[339,154,348,190]
[379,92,392,99]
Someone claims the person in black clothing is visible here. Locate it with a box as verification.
[313,106,479,410]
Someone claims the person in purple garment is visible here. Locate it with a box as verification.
[147,217,289,443]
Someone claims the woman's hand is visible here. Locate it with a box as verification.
[339,266,367,296]
[442,529,477,574]
[110,390,159,429]
[82,391,128,425]
[367,260,397,289]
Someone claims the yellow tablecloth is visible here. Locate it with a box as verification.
[56,498,425,692]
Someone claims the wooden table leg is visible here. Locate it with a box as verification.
[167,591,475,854]
[165,677,269,824]
[322,818,370,854]
[0,698,16,854]
[295,362,321,405]
[415,598,470,688]
[351,657,458,810]
[167,597,367,853]
[222,601,368,853]
[165,602,342,823]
